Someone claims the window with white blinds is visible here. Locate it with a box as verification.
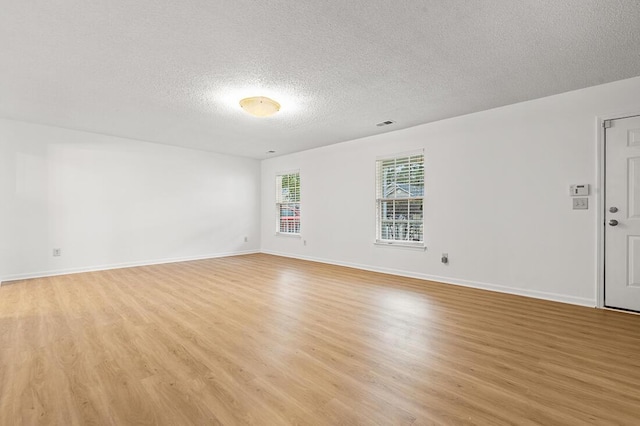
[276,171,300,234]
[376,153,424,245]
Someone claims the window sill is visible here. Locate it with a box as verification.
[374,241,427,251]
[275,232,302,238]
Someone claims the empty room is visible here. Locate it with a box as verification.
[2,1,640,424]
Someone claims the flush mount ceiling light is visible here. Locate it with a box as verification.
[239,96,281,117]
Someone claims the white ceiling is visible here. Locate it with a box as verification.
[2,1,640,159]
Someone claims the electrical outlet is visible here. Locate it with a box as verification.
[53,248,62,257]
[244,236,248,242]
[441,253,448,264]
[303,240,307,246]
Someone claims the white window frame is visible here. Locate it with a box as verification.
[375,151,425,248]
[276,171,301,235]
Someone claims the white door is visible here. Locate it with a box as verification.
[605,115,640,312]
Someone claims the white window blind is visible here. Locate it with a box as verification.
[376,153,424,245]
[276,171,300,234]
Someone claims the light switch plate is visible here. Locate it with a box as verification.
[572,198,588,210]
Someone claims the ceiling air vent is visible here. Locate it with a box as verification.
[376,120,395,127]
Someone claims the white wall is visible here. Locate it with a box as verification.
[0,119,261,282]
[4,77,640,305]
[261,76,640,307]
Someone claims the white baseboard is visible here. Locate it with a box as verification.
[2,249,597,308]
[0,250,259,285]
[260,250,596,308]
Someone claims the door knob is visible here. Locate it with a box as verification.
[609,219,619,226]
[609,207,619,213]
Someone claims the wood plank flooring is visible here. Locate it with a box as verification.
[1,253,639,425]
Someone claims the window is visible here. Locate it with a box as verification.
[376,153,424,245]
[276,171,300,234]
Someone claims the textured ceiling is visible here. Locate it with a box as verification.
[2,1,640,159]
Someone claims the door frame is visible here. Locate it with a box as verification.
[596,111,640,309]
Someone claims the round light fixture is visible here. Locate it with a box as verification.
[239,96,281,117]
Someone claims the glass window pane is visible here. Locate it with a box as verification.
[381,201,393,220]
[409,223,423,241]
[395,223,408,240]
[394,200,409,220]
[409,200,423,220]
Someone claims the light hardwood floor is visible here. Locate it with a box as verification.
[1,254,639,425]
